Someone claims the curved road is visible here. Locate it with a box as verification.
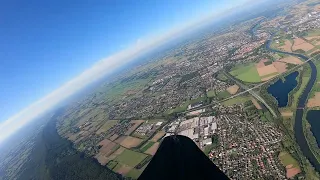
[266,40,320,171]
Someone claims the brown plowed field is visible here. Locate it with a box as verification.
[278,56,303,65]
[145,142,160,155]
[226,85,240,95]
[256,59,268,68]
[307,92,320,108]
[292,38,314,51]
[279,40,292,52]
[98,139,117,155]
[251,97,262,110]
[151,131,166,142]
[281,111,293,117]
[119,136,143,148]
[257,64,278,77]
[273,61,287,73]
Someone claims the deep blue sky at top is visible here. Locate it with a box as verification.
[0,0,238,122]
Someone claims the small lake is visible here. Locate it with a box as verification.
[267,71,299,107]
[307,110,320,147]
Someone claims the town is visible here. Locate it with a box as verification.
[53,0,320,179]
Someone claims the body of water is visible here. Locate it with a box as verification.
[266,39,320,171]
[307,110,320,147]
[267,71,298,107]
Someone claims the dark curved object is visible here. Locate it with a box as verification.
[138,135,229,180]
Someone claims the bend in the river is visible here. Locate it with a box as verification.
[266,40,320,171]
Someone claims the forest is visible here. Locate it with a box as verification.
[17,108,127,180]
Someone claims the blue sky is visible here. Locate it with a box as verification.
[0,0,250,142]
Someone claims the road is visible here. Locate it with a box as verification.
[223,72,278,118]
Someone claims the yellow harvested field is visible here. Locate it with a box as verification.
[257,64,278,77]
[119,136,143,148]
[273,61,287,73]
[279,40,292,52]
[151,131,166,142]
[95,154,109,166]
[226,85,240,95]
[145,142,160,155]
[292,38,314,51]
[261,74,278,81]
[278,56,303,65]
[281,111,293,117]
[307,92,320,108]
[116,164,132,175]
[251,97,262,110]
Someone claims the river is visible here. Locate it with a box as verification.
[266,40,320,171]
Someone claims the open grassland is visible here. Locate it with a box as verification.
[115,149,147,167]
[221,96,250,106]
[230,63,261,83]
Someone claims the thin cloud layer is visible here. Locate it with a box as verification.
[0,0,253,144]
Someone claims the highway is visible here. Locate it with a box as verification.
[223,72,278,118]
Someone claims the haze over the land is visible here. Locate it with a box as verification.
[0,0,253,144]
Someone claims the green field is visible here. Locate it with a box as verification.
[306,29,320,37]
[207,90,216,98]
[293,76,310,108]
[217,91,231,99]
[140,141,155,152]
[166,96,206,114]
[279,151,300,169]
[115,149,148,167]
[97,120,118,133]
[221,96,250,106]
[216,73,228,81]
[106,160,118,170]
[101,76,153,102]
[126,168,144,179]
[229,63,261,83]
[203,144,215,155]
